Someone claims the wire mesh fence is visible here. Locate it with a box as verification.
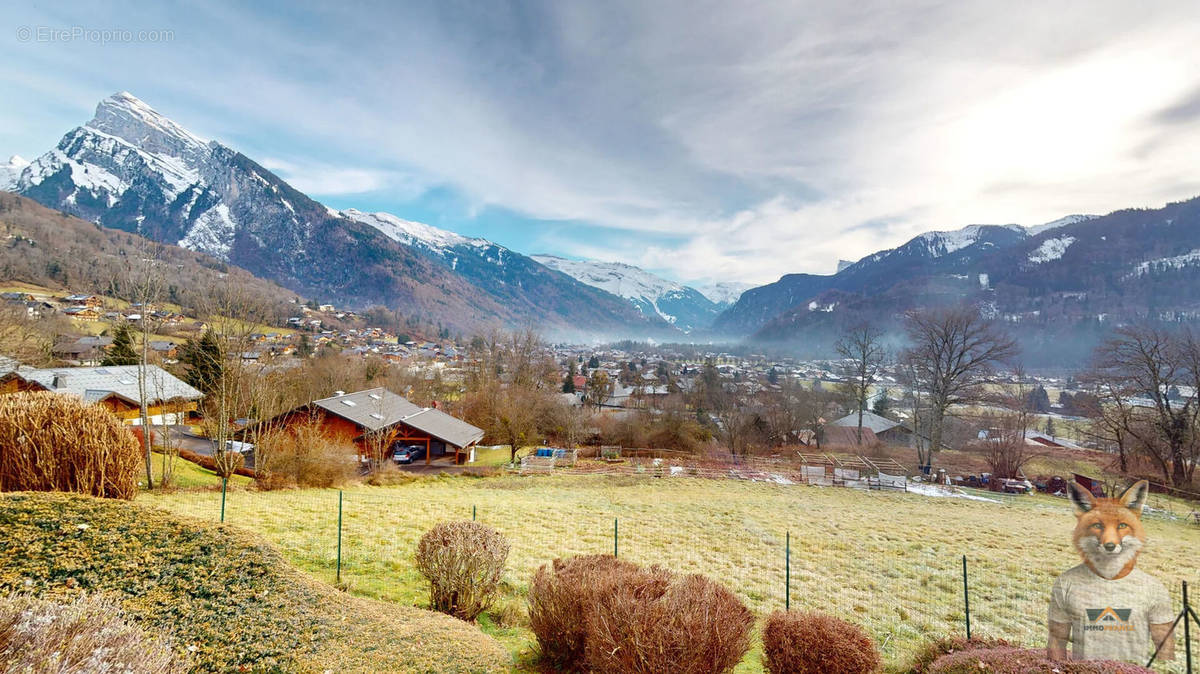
[146,479,1198,671]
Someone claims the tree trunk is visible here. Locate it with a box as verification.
[856,407,864,446]
[925,409,945,476]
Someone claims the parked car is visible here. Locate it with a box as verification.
[392,444,426,464]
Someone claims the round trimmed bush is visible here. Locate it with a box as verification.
[927,646,1154,673]
[528,554,754,674]
[0,392,140,499]
[415,521,509,622]
[762,610,880,674]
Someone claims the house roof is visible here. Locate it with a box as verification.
[821,425,880,447]
[830,410,901,434]
[20,364,202,404]
[312,387,484,448]
[399,408,485,449]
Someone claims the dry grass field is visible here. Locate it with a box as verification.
[140,472,1200,672]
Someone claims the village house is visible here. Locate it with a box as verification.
[63,294,102,307]
[829,410,916,447]
[52,336,114,365]
[61,306,101,321]
[0,363,202,424]
[258,387,484,466]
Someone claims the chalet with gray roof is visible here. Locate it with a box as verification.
[259,387,484,465]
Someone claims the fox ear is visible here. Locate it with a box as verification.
[1067,481,1094,514]
[1119,480,1149,517]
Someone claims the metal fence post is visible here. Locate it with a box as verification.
[220,477,227,523]
[1185,581,1193,674]
[962,555,971,640]
[614,518,619,558]
[785,530,791,611]
[336,490,343,586]
[472,505,476,521]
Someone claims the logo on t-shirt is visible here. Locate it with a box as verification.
[1084,607,1135,632]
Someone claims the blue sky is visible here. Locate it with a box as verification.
[3,1,1200,286]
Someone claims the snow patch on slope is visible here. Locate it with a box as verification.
[340,208,486,250]
[179,203,236,258]
[1133,249,1200,276]
[1028,236,1076,264]
[1025,214,1098,236]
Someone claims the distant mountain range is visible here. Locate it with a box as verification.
[715,204,1200,365]
[530,255,747,332]
[1,93,669,340]
[6,92,1200,356]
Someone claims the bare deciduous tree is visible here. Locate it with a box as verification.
[1088,325,1200,487]
[902,306,1018,474]
[835,322,887,445]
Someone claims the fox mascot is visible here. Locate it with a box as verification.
[1047,479,1175,662]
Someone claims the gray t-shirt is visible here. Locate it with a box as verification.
[1048,563,1175,662]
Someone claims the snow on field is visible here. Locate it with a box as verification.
[907,483,1001,503]
[1027,236,1076,264]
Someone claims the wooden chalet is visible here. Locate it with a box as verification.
[0,363,202,424]
[262,387,484,465]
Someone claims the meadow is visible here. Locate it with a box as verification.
[140,471,1200,672]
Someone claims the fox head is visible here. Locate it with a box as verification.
[1067,480,1149,580]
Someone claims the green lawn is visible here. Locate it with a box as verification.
[140,451,253,490]
[140,475,1200,672]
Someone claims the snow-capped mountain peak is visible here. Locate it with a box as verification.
[1023,214,1098,236]
[87,92,209,157]
[696,281,752,306]
[918,224,1023,257]
[532,255,726,332]
[532,255,684,300]
[0,155,30,190]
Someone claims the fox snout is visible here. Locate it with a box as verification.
[1103,542,1117,552]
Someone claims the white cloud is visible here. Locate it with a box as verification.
[257,157,425,198]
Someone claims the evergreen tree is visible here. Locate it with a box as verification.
[181,330,223,394]
[1027,384,1051,413]
[562,360,577,393]
[767,367,779,385]
[872,388,893,418]
[296,333,313,358]
[1044,415,1057,438]
[101,323,139,366]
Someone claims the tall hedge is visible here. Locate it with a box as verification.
[0,392,140,499]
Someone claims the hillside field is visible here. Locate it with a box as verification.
[141,472,1200,672]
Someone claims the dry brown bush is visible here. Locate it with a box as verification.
[762,610,880,674]
[415,521,510,622]
[529,555,662,670]
[0,392,140,499]
[528,554,753,674]
[586,572,754,674]
[253,421,359,489]
[0,593,182,673]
